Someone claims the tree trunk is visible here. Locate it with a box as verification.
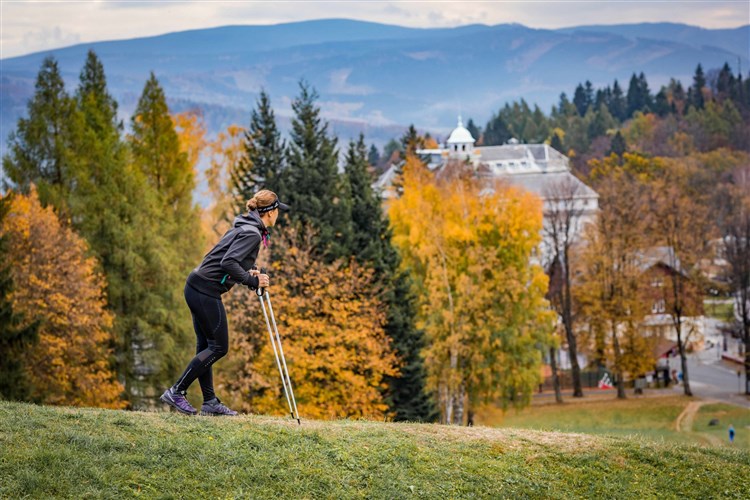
[549,346,563,403]
[676,320,693,397]
[612,322,626,399]
[562,253,583,398]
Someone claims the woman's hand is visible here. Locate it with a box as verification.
[249,269,260,277]
[258,274,270,288]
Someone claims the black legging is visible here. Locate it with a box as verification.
[173,283,229,401]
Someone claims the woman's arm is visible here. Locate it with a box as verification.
[220,231,261,288]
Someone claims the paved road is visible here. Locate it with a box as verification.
[673,333,750,409]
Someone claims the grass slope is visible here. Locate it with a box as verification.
[478,395,750,448]
[1,401,749,498]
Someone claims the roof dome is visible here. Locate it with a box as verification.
[446,116,475,144]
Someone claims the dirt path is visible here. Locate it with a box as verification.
[674,399,724,446]
[675,401,705,432]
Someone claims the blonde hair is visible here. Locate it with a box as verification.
[246,189,277,212]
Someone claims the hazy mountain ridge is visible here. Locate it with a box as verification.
[2,19,748,150]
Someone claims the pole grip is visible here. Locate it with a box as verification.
[256,266,267,296]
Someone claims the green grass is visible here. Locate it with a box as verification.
[1,401,749,498]
[476,396,750,448]
[704,299,735,322]
[693,403,750,448]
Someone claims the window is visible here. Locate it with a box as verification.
[652,299,666,314]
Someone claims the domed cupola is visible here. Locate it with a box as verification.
[446,116,475,157]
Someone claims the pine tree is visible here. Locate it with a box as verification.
[573,83,588,116]
[231,90,285,212]
[608,130,627,157]
[367,144,381,167]
[344,137,436,421]
[0,195,38,401]
[626,73,642,118]
[483,112,512,146]
[465,119,481,144]
[550,131,564,152]
[128,72,203,406]
[2,56,81,212]
[282,81,352,261]
[400,124,425,158]
[609,80,627,122]
[691,64,706,110]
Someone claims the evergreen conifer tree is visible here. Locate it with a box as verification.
[231,90,285,213]
[550,131,564,152]
[2,56,80,212]
[283,81,352,261]
[465,119,481,144]
[344,136,436,421]
[609,80,627,122]
[608,130,627,157]
[367,144,381,167]
[128,72,202,406]
[691,64,706,110]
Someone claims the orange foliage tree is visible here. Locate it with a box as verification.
[218,226,398,420]
[1,188,124,408]
[389,157,554,424]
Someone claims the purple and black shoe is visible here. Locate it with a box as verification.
[160,387,197,415]
[200,397,238,416]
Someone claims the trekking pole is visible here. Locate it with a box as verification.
[264,290,301,425]
[255,268,300,425]
[256,272,294,421]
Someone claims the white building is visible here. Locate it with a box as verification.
[375,117,599,262]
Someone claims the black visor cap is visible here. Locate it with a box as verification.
[257,199,290,214]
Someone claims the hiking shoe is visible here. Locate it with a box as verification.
[200,397,238,416]
[160,387,197,415]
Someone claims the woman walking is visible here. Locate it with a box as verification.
[160,190,289,416]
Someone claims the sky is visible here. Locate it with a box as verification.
[1,0,749,59]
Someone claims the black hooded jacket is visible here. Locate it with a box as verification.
[186,211,266,298]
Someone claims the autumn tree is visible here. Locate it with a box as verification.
[219,226,398,419]
[0,194,38,401]
[390,159,554,424]
[1,189,124,407]
[718,166,750,394]
[205,124,246,238]
[647,160,714,397]
[543,176,587,398]
[577,159,653,399]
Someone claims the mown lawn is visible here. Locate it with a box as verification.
[1,401,749,498]
[476,395,749,448]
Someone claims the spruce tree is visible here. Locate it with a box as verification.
[465,119,481,144]
[344,135,436,421]
[367,144,381,167]
[283,81,352,261]
[128,72,202,406]
[0,195,38,401]
[609,80,627,122]
[231,90,285,212]
[691,64,706,110]
[573,83,588,116]
[2,56,80,212]
[483,113,512,146]
[550,131,564,152]
[608,130,627,157]
[626,73,642,118]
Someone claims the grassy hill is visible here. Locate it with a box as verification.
[1,401,749,498]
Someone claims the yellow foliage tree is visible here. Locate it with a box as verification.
[203,124,246,239]
[1,188,124,408]
[575,162,654,398]
[218,227,398,420]
[389,158,554,424]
